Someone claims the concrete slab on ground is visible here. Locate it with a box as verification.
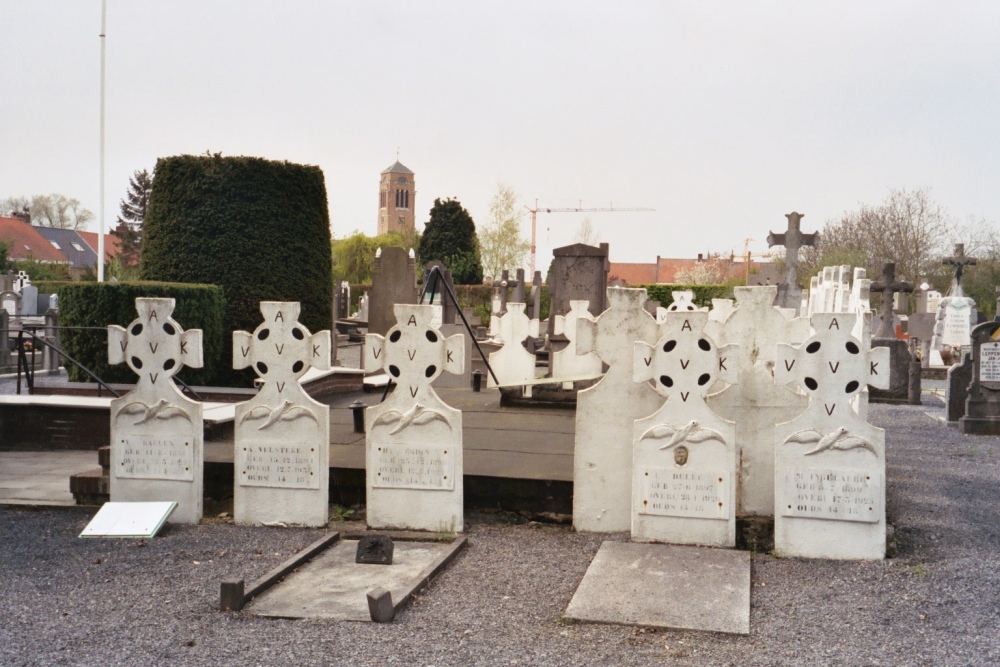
[246,539,459,620]
[0,451,95,505]
[565,541,751,635]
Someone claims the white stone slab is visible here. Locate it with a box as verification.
[633,311,739,546]
[932,296,977,349]
[551,300,602,383]
[980,341,1000,382]
[364,305,464,532]
[565,541,750,635]
[79,501,177,538]
[573,288,664,533]
[487,303,539,388]
[107,298,204,524]
[232,302,332,527]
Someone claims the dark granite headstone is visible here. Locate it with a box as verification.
[512,268,526,304]
[547,242,610,337]
[869,339,914,404]
[960,321,1000,435]
[527,271,542,320]
[946,352,973,422]
[369,247,417,336]
[356,535,395,565]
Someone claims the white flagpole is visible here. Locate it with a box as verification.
[98,0,106,282]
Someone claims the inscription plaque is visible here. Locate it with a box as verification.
[941,305,972,347]
[781,468,882,523]
[115,436,194,481]
[237,442,320,489]
[979,341,1000,383]
[638,468,729,520]
[372,443,455,491]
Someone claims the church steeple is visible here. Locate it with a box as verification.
[378,159,415,238]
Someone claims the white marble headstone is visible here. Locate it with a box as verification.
[551,300,602,383]
[364,304,465,532]
[932,296,977,350]
[107,298,204,524]
[232,302,331,527]
[487,303,539,389]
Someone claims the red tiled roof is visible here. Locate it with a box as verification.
[608,262,657,285]
[610,256,780,285]
[0,217,71,263]
[78,231,122,261]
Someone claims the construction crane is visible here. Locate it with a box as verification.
[523,199,655,276]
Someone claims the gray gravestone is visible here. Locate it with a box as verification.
[527,271,542,320]
[422,260,456,325]
[547,242,610,338]
[959,321,1000,435]
[512,268,526,304]
[946,351,973,422]
[20,285,38,316]
[871,263,912,339]
[368,247,417,336]
[767,211,818,314]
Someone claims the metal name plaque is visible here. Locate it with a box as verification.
[781,468,882,523]
[372,443,455,491]
[979,341,1000,384]
[238,442,320,489]
[638,468,729,520]
[115,436,194,481]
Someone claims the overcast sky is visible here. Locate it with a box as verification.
[2,2,999,265]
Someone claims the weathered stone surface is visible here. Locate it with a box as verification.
[356,535,395,565]
[960,321,1000,435]
[367,587,395,622]
[767,211,818,314]
[487,303,539,388]
[421,260,456,325]
[573,288,663,533]
[232,302,331,527]
[946,352,973,422]
[364,305,464,532]
[107,298,204,523]
[547,242,609,338]
[868,339,913,405]
[550,300,602,381]
[368,247,417,337]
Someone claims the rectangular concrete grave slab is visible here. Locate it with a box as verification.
[573,287,664,533]
[79,501,176,538]
[232,302,332,527]
[246,538,465,620]
[565,541,750,635]
[364,304,465,532]
[107,298,204,524]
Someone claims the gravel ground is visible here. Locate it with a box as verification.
[2,397,999,667]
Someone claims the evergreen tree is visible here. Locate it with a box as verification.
[418,198,483,284]
[113,169,152,266]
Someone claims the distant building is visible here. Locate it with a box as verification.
[0,216,70,265]
[32,227,98,271]
[377,160,415,238]
[610,254,782,286]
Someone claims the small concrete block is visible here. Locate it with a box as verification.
[220,579,246,612]
[565,541,750,634]
[367,587,395,622]
[356,535,394,564]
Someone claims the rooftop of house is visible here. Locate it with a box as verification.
[32,227,98,269]
[0,216,71,264]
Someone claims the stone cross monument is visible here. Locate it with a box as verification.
[767,211,818,313]
[944,243,977,296]
[871,263,913,339]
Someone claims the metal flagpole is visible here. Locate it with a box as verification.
[98,0,107,282]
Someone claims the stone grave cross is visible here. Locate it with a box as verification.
[107,298,204,523]
[943,243,977,295]
[767,211,818,311]
[772,312,890,559]
[871,263,913,338]
[487,302,539,390]
[232,302,332,526]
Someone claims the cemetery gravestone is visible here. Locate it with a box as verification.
[870,263,916,405]
[573,287,664,533]
[487,303,539,389]
[932,244,978,352]
[422,261,456,325]
[550,300,602,381]
[547,242,610,338]
[20,284,38,316]
[364,304,465,532]
[632,311,739,546]
[773,313,890,559]
[368,247,418,337]
[0,290,20,316]
[959,321,1000,435]
[232,302,332,527]
[767,211,818,314]
[107,298,204,523]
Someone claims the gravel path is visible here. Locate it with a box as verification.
[2,398,999,666]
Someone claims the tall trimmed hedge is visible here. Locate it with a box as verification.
[58,282,225,386]
[141,154,333,350]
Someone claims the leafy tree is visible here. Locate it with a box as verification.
[418,198,483,284]
[113,169,152,266]
[479,182,530,280]
[0,240,8,272]
[331,230,414,284]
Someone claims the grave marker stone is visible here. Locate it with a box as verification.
[107,298,204,523]
[363,304,465,532]
[767,211,818,313]
[547,242,610,338]
[773,312,890,559]
[20,284,38,316]
[574,287,664,533]
[550,300,602,382]
[932,244,978,352]
[368,247,417,336]
[422,260,456,325]
[632,311,739,546]
[487,303,539,389]
[232,302,331,526]
[959,321,1000,435]
[870,263,916,405]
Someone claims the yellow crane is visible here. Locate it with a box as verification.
[523,199,655,276]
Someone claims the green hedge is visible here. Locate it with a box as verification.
[639,284,735,309]
[141,155,333,371]
[58,282,225,387]
[32,281,78,296]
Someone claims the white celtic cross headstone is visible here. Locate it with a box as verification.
[487,302,539,390]
[773,313,890,559]
[364,304,465,532]
[551,300,602,384]
[232,302,331,527]
[107,298,204,523]
[573,287,664,533]
[632,311,739,546]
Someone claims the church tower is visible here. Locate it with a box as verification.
[378,160,415,238]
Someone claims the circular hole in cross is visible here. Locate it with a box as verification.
[804,377,818,390]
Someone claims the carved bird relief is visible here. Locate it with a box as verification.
[119,399,191,426]
[372,403,451,435]
[639,419,725,450]
[784,427,876,456]
[240,400,319,430]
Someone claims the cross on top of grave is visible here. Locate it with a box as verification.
[108,298,203,390]
[234,302,331,402]
[944,243,977,295]
[768,212,818,286]
[871,263,913,339]
[365,304,464,403]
